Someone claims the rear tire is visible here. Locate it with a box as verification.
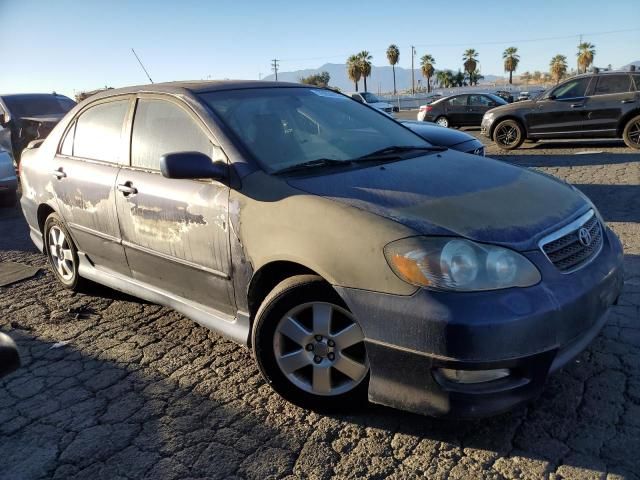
[493,119,524,150]
[622,114,640,149]
[252,275,369,412]
[44,213,89,291]
[435,116,449,128]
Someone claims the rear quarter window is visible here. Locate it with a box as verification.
[593,75,632,95]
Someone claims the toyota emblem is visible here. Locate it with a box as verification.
[578,227,592,247]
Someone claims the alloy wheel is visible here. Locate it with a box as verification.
[273,302,368,396]
[628,120,640,146]
[436,117,449,128]
[48,226,75,281]
[495,124,520,146]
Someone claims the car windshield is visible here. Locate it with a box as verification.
[199,87,430,174]
[360,92,380,103]
[3,95,75,118]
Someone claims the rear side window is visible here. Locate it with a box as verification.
[73,100,129,162]
[131,99,212,170]
[593,75,632,95]
[468,95,492,106]
[634,74,640,91]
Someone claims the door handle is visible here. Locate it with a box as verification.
[570,104,584,108]
[52,168,66,179]
[117,182,138,196]
[621,99,636,104]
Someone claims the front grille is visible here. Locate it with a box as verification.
[540,212,603,273]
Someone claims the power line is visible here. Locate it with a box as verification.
[276,27,639,64]
[271,59,280,81]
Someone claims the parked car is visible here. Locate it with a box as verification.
[517,91,531,101]
[347,92,395,115]
[0,145,17,206]
[482,70,640,149]
[400,120,485,156]
[20,81,624,417]
[494,90,514,103]
[417,93,508,126]
[0,93,76,164]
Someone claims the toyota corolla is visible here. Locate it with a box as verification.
[19,81,624,417]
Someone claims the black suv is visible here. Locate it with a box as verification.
[481,71,640,149]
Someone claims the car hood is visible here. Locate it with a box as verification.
[401,121,477,147]
[286,150,587,250]
[489,100,535,114]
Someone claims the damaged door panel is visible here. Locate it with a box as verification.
[49,97,131,275]
[114,96,235,315]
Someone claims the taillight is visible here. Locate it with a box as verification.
[426,106,433,112]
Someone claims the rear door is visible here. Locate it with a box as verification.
[444,95,468,125]
[51,97,131,275]
[582,74,635,134]
[525,77,592,136]
[114,95,235,314]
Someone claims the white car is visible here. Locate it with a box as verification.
[347,92,395,115]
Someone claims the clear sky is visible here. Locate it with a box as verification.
[1,0,638,98]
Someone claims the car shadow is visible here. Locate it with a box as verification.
[495,153,638,168]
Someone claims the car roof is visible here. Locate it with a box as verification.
[83,80,307,102]
[0,93,73,100]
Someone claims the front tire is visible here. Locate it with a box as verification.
[493,119,524,150]
[44,213,88,291]
[622,114,640,149]
[252,275,369,412]
[435,116,449,128]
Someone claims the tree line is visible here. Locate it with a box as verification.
[341,42,597,93]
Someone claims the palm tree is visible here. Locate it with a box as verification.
[577,42,596,73]
[454,70,465,87]
[503,47,520,84]
[358,51,373,92]
[347,55,362,91]
[462,49,479,78]
[386,45,400,94]
[550,55,568,84]
[436,70,455,88]
[420,54,435,93]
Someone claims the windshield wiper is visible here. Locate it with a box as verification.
[274,158,350,175]
[353,145,446,162]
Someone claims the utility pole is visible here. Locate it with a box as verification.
[271,59,280,81]
[411,46,416,95]
[131,48,154,84]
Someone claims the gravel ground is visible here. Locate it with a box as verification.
[0,140,638,479]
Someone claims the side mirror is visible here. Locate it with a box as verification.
[160,152,227,181]
[548,94,557,100]
[0,332,20,378]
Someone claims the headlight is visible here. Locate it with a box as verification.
[384,237,540,291]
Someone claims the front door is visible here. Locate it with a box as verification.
[115,96,235,315]
[582,74,635,134]
[50,97,131,275]
[525,77,592,136]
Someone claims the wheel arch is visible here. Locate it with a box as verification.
[37,203,57,236]
[617,108,640,136]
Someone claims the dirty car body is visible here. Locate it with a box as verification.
[20,82,624,417]
[0,93,76,164]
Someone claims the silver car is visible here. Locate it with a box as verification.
[0,144,17,207]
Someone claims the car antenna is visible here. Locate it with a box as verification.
[131,48,154,84]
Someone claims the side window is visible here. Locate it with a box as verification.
[448,96,467,106]
[551,78,591,100]
[468,95,491,106]
[634,74,640,91]
[73,100,129,162]
[60,121,76,156]
[593,75,632,95]
[131,99,213,170]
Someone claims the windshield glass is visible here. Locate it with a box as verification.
[199,87,430,173]
[4,95,75,118]
[360,92,380,103]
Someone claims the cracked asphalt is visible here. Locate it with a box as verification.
[1,141,639,479]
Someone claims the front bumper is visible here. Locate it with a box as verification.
[336,227,624,417]
[480,116,494,138]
